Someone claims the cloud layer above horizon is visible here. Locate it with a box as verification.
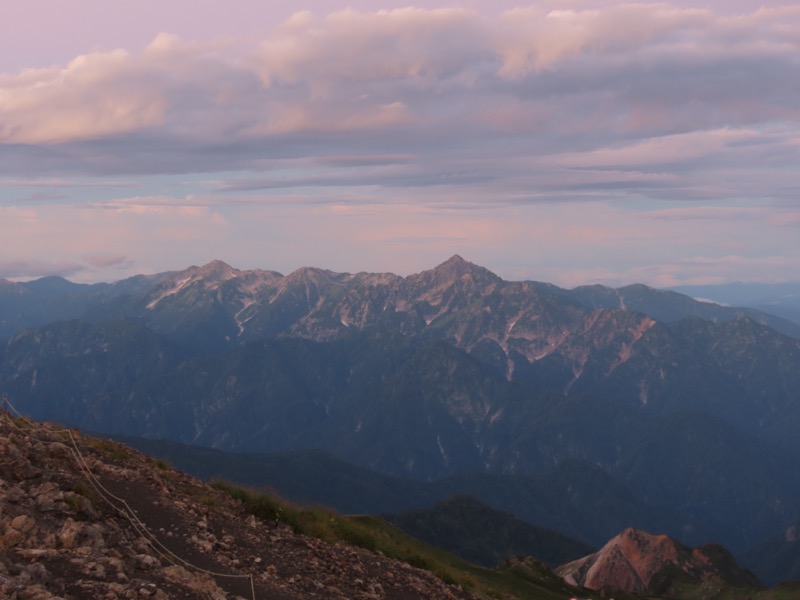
[1,1,798,287]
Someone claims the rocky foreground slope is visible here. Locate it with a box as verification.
[0,410,483,600]
[4,408,796,600]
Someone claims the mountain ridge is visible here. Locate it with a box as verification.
[3,256,799,342]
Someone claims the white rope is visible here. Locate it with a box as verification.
[1,395,258,600]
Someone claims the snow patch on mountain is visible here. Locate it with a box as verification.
[146,276,192,309]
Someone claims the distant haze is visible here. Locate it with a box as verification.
[1,1,798,287]
[670,282,800,326]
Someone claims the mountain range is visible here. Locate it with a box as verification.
[2,256,800,585]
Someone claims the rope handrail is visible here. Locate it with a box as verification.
[1,395,257,600]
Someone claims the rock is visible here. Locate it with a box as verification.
[3,513,37,548]
[58,518,84,549]
[161,566,227,600]
[134,554,161,570]
[785,525,797,543]
[19,548,53,560]
[11,514,36,533]
[17,584,63,600]
[18,562,51,586]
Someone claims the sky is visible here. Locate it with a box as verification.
[1,1,799,288]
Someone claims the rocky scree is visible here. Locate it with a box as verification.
[0,412,481,600]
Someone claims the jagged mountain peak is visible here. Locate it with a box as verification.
[153,259,241,291]
[441,254,469,267]
[435,254,489,274]
[142,260,243,310]
[192,259,240,281]
[284,265,338,282]
[416,254,501,287]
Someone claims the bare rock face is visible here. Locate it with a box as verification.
[555,527,760,596]
[0,413,481,600]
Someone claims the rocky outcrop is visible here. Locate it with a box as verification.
[555,528,760,596]
[0,411,481,599]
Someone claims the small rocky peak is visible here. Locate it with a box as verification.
[283,266,335,287]
[145,260,241,306]
[437,255,473,274]
[556,527,759,595]
[194,259,239,282]
[419,255,502,287]
[276,267,352,301]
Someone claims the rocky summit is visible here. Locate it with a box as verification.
[555,527,760,596]
[0,410,481,600]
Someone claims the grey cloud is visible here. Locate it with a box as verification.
[2,191,68,203]
[0,259,86,280]
[217,168,496,192]
[0,4,799,209]
[81,255,133,269]
[315,155,414,167]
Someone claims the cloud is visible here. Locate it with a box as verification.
[81,254,132,269]
[0,259,85,280]
[0,49,165,143]
[256,8,490,89]
[0,254,134,281]
[644,206,761,221]
[0,3,796,194]
[1,3,799,287]
[766,208,800,227]
[0,33,262,145]
[89,195,215,215]
[550,128,759,169]
[540,253,800,289]
[495,4,711,75]
[0,198,229,281]
[0,178,131,188]
[216,166,494,192]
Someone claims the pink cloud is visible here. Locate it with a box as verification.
[0,49,166,143]
[644,206,760,221]
[549,128,758,169]
[3,4,799,147]
[496,4,711,75]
